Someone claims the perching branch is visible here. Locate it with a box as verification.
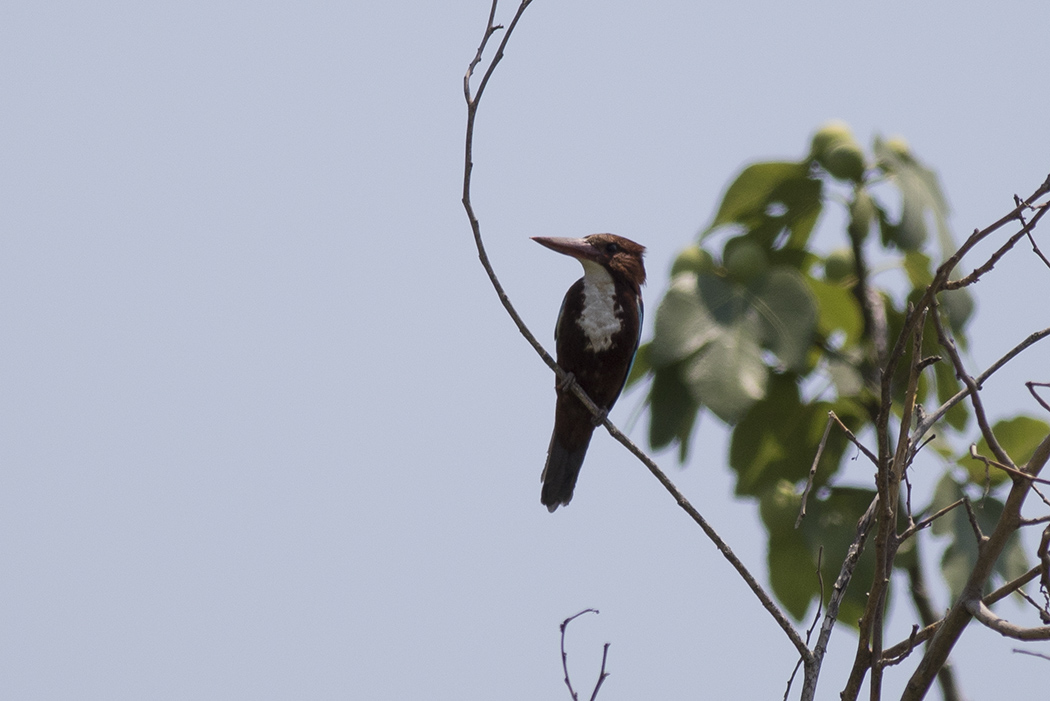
[464,5,1050,698]
[461,0,809,666]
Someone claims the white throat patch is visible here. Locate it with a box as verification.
[577,260,621,352]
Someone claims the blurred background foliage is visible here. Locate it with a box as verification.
[627,121,1047,622]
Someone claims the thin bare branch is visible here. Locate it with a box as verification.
[588,644,611,701]
[600,418,812,661]
[968,444,1050,486]
[916,328,1050,441]
[1040,524,1050,599]
[1023,205,1050,271]
[961,495,987,544]
[796,417,834,528]
[831,411,879,466]
[882,569,1044,669]
[985,566,1042,606]
[902,433,1050,699]
[933,306,1014,468]
[1029,381,1050,415]
[1013,647,1050,662]
[865,309,927,700]
[903,551,962,701]
[899,498,964,542]
[785,548,824,701]
[965,599,1050,640]
[943,199,1050,290]
[800,496,878,701]
[559,609,601,701]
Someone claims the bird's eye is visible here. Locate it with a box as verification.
[605,242,620,254]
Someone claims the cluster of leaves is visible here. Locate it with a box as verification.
[627,122,1048,621]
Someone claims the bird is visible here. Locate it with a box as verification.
[531,233,646,512]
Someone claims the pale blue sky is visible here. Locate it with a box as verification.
[2,1,1048,699]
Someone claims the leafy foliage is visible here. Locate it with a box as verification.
[630,121,1041,623]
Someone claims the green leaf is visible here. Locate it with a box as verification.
[761,484,878,625]
[703,161,823,249]
[930,472,962,536]
[728,377,865,496]
[729,375,803,495]
[759,479,802,532]
[803,487,880,628]
[960,415,1050,487]
[827,354,865,397]
[648,272,766,423]
[940,542,973,602]
[681,320,768,423]
[806,276,864,346]
[996,531,1030,586]
[648,364,701,457]
[874,136,951,255]
[706,162,805,232]
[930,473,1025,598]
[649,273,722,368]
[938,287,975,341]
[649,268,816,424]
[768,530,816,621]
[930,475,978,598]
[752,269,818,371]
[903,250,934,289]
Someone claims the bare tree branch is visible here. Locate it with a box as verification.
[915,328,1050,442]
[943,198,1050,290]
[796,416,834,528]
[898,499,964,542]
[968,445,1050,486]
[831,411,879,466]
[460,0,809,665]
[882,565,1044,662]
[799,496,878,701]
[902,432,1050,699]
[559,609,605,701]
[1013,647,1050,662]
[966,600,1050,640]
[1028,381,1050,415]
[933,307,1014,468]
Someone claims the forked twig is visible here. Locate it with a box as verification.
[559,609,610,701]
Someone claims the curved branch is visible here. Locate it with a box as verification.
[966,600,1050,640]
[460,0,809,664]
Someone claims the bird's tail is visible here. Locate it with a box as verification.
[540,432,593,512]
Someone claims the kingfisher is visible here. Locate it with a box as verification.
[532,234,646,512]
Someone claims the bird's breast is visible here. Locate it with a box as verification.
[577,265,622,352]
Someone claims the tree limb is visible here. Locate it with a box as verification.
[901,432,1050,699]
[461,0,809,666]
[966,600,1050,640]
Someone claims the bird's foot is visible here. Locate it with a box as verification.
[557,371,576,391]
